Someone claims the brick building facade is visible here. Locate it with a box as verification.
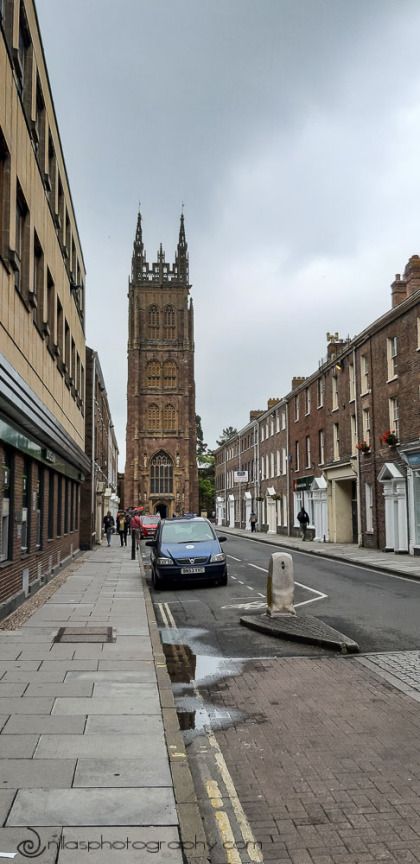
[215,256,420,555]
[0,0,89,618]
[80,348,119,549]
[124,212,198,517]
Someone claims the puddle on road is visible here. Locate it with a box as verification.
[162,641,247,735]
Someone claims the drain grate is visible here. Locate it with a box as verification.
[54,626,114,644]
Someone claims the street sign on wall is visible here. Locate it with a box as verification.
[234,470,248,483]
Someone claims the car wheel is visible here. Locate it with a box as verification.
[218,571,228,587]
[152,569,161,591]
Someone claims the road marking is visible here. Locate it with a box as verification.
[0,855,17,860]
[246,585,254,590]
[222,600,266,610]
[237,579,244,584]
[247,564,327,602]
[156,602,170,627]
[206,778,224,808]
[215,811,242,864]
[248,564,266,572]
[227,555,242,562]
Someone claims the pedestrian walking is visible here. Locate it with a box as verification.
[250,511,257,532]
[116,512,127,547]
[130,511,142,550]
[297,506,310,540]
[103,511,115,547]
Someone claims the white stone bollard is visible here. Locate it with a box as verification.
[267,552,296,616]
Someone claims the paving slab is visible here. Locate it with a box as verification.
[0,697,54,714]
[0,716,9,732]
[85,715,164,735]
[98,660,155,670]
[38,660,99,672]
[0,827,61,863]
[73,755,172,787]
[0,646,21,660]
[2,668,67,682]
[92,682,158,698]
[0,758,75,788]
[56,826,183,864]
[35,733,167,759]
[52,697,160,715]
[0,661,41,671]
[7,788,178,826]
[24,681,94,698]
[0,682,28,696]
[0,790,16,826]
[0,735,39,757]
[64,669,156,683]
[2,715,86,734]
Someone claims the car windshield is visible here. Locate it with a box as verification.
[161,521,215,543]
[142,516,157,524]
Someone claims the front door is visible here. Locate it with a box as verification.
[155,502,168,518]
[351,479,358,543]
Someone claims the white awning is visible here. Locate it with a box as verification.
[266,487,276,496]
[244,490,252,499]
[378,462,404,482]
[228,494,234,502]
[311,475,327,491]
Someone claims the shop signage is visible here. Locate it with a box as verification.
[234,470,248,483]
[43,448,56,463]
[296,476,314,491]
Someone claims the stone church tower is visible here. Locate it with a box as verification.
[124,211,198,517]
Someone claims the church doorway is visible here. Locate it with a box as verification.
[155,502,168,518]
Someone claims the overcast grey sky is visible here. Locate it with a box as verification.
[36,0,420,464]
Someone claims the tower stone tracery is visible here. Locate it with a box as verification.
[125,211,198,517]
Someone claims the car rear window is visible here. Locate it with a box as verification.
[142,516,158,524]
[161,521,215,543]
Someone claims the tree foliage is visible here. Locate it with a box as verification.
[196,414,208,456]
[216,426,238,447]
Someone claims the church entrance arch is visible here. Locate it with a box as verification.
[155,502,168,518]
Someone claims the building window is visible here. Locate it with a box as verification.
[333,423,340,460]
[163,360,177,389]
[64,320,70,379]
[365,483,373,533]
[387,336,398,380]
[48,471,54,540]
[351,415,357,455]
[332,375,338,411]
[276,450,280,476]
[305,436,311,468]
[21,459,29,553]
[33,233,44,329]
[150,451,173,494]
[163,305,176,339]
[281,411,286,430]
[16,4,31,103]
[362,408,370,447]
[148,305,160,337]
[283,494,288,527]
[34,78,46,160]
[417,317,420,351]
[1,449,12,562]
[270,453,274,477]
[276,413,280,433]
[14,183,29,298]
[56,298,63,360]
[360,354,369,394]
[282,447,287,475]
[319,430,325,464]
[294,395,299,422]
[146,361,161,388]
[162,404,176,431]
[295,441,300,471]
[64,479,69,534]
[349,362,355,402]
[305,387,311,415]
[47,134,56,204]
[388,396,400,440]
[146,403,160,432]
[261,456,265,480]
[317,376,325,408]
[0,129,11,260]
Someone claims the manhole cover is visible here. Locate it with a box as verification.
[54,627,114,643]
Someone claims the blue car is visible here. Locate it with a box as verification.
[146,517,228,590]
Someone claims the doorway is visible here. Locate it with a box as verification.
[155,502,168,518]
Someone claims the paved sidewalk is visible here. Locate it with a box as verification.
[0,539,185,863]
[219,526,420,579]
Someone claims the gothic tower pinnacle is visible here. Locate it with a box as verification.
[131,208,146,282]
[175,211,189,284]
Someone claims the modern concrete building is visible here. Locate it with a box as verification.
[0,0,89,617]
[124,211,198,517]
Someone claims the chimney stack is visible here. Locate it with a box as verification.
[404,255,420,299]
[291,376,305,390]
[267,398,279,409]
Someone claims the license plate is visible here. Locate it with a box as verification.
[180,566,206,575]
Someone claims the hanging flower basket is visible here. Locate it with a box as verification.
[380,430,398,446]
[356,441,370,453]
[256,496,264,502]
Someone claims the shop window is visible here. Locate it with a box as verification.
[35,465,43,550]
[64,479,69,534]
[1,449,12,562]
[57,475,62,536]
[48,471,54,540]
[21,459,29,553]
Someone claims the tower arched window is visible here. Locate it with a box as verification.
[150,451,173,494]
[163,360,177,389]
[163,305,176,339]
[162,403,176,431]
[148,305,160,338]
[146,361,161,388]
[146,403,160,431]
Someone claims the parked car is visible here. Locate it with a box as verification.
[139,514,160,539]
[146,517,227,590]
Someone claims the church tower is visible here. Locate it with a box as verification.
[125,211,198,517]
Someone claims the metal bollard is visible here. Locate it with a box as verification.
[131,529,136,561]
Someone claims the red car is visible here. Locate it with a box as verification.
[139,514,160,539]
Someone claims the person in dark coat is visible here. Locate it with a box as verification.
[103,511,115,547]
[297,506,310,540]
